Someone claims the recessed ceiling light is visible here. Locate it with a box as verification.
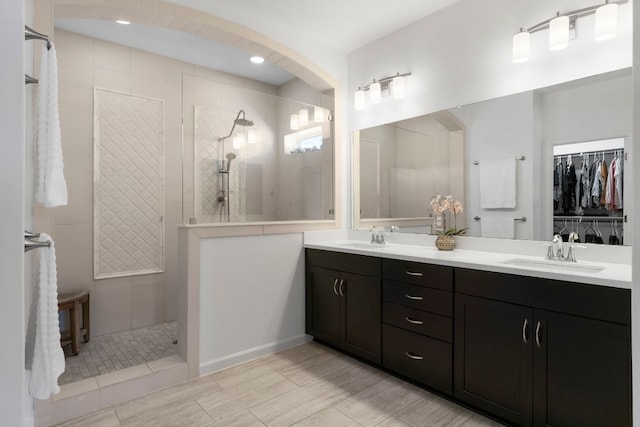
[116,20,131,25]
[250,56,265,64]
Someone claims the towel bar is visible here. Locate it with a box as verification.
[474,216,527,222]
[25,25,51,50]
[473,156,525,165]
[25,74,38,85]
[24,230,50,252]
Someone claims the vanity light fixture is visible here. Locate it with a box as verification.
[115,20,131,25]
[549,13,570,50]
[298,108,309,127]
[369,80,382,104]
[313,106,324,122]
[512,0,626,63]
[353,72,411,109]
[290,113,300,130]
[595,1,618,40]
[250,56,265,64]
[354,88,366,110]
[247,129,257,144]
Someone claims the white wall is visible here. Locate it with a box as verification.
[198,233,308,374]
[1,1,27,425]
[349,0,632,132]
[453,91,537,239]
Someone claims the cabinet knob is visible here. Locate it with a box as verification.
[405,294,424,301]
[405,352,424,360]
[405,316,424,325]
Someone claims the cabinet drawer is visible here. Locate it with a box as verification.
[383,324,452,394]
[383,259,452,290]
[383,302,452,342]
[306,249,381,277]
[383,280,452,317]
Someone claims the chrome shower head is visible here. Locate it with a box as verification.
[225,152,236,170]
[218,110,254,142]
[234,110,254,127]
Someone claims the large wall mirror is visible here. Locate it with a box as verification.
[353,67,632,245]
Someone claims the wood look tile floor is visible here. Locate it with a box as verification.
[54,342,504,427]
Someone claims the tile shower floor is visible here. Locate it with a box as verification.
[55,341,503,427]
[59,321,177,385]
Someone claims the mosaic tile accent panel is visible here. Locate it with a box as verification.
[194,107,245,222]
[59,322,177,385]
[94,89,165,279]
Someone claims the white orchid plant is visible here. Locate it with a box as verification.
[430,195,468,236]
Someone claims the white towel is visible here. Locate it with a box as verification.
[480,217,515,239]
[35,43,68,208]
[479,158,516,209]
[28,233,65,400]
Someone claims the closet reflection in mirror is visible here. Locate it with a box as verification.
[353,112,465,230]
[553,138,626,245]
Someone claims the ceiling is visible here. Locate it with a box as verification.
[55,0,460,86]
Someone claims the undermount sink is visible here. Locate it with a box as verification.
[502,258,605,274]
[335,241,391,250]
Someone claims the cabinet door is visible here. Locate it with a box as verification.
[454,294,533,427]
[342,272,381,364]
[533,310,631,427]
[306,267,341,347]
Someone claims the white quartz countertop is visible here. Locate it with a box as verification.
[303,232,631,290]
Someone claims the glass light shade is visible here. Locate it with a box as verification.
[298,108,309,126]
[232,134,245,149]
[290,113,299,130]
[549,15,569,51]
[314,106,324,122]
[512,31,530,63]
[354,89,366,110]
[247,129,257,144]
[594,3,618,41]
[392,75,405,99]
[369,81,382,104]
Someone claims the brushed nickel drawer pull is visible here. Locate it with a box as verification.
[535,321,542,348]
[405,271,424,277]
[405,352,424,360]
[405,317,423,325]
[338,279,345,296]
[522,318,529,344]
[405,294,424,301]
[332,279,339,296]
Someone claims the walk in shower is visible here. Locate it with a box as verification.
[184,74,335,224]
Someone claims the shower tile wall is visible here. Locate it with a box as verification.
[42,29,281,338]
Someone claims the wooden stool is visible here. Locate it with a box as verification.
[58,290,90,356]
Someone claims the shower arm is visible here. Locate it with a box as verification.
[217,110,248,142]
[218,123,238,142]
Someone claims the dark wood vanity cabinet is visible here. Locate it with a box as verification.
[454,269,631,427]
[381,259,454,394]
[305,249,382,364]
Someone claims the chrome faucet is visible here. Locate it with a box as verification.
[369,226,385,244]
[550,234,564,260]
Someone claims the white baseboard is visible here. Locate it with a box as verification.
[199,334,312,376]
